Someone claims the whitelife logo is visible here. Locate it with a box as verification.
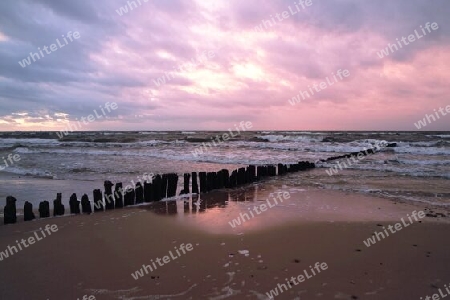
[414,105,450,129]
[228,191,290,228]
[55,102,118,139]
[0,225,58,262]
[363,210,425,247]
[265,262,328,299]
[377,22,439,59]
[131,243,194,280]
[18,31,80,68]
[253,0,313,32]
[288,69,350,106]
[420,284,450,300]
[0,153,21,171]
[191,121,253,158]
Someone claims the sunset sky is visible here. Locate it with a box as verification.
[0,0,449,131]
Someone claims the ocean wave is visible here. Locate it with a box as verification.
[255,134,323,143]
[13,147,32,154]
[0,166,56,179]
[394,146,450,155]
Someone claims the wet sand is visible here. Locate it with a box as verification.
[0,189,449,299]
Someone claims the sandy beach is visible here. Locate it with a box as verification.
[1,187,449,300]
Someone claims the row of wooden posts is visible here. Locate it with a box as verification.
[3,161,316,224]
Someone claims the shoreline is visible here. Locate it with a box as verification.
[1,195,449,299]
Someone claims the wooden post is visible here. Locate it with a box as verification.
[229,170,238,188]
[135,182,144,204]
[181,173,190,195]
[199,172,207,193]
[114,183,124,208]
[24,201,35,221]
[257,166,263,180]
[192,172,199,194]
[152,175,162,201]
[167,173,178,198]
[246,165,256,183]
[206,172,215,192]
[124,187,135,206]
[278,164,284,175]
[53,193,65,216]
[4,196,17,224]
[93,189,103,212]
[81,194,92,214]
[39,201,50,218]
[237,168,246,185]
[268,165,277,176]
[144,181,153,202]
[221,169,230,188]
[104,181,115,210]
[69,193,81,214]
[161,174,169,199]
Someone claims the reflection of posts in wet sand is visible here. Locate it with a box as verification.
[144,201,178,215]
[204,192,228,209]
[167,201,177,214]
[228,185,258,203]
[146,201,166,215]
[199,195,206,212]
[192,195,198,213]
[184,199,190,213]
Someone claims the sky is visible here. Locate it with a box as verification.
[0,0,449,131]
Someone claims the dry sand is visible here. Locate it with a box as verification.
[0,188,449,300]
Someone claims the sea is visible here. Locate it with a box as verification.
[0,131,449,212]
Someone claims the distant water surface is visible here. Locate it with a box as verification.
[0,131,449,208]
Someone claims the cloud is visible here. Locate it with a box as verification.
[0,0,449,130]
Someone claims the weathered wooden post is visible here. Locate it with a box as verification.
[268,165,277,176]
[199,172,207,193]
[124,188,135,206]
[246,165,256,183]
[53,193,65,216]
[135,182,144,204]
[181,173,190,195]
[229,170,238,188]
[278,163,285,175]
[213,172,221,189]
[115,183,124,208]
[39,201,50,218]
[167,173,178,198]
[237,168,246,185]
[104,181,115,210]
[4,196,17,224]
[206,172,215,192]
[161,174,169,199]
[220,169,230,188]
[257,166,263,180]
[81,194,92,214]
[93,189,103,212]
[24,201,35,221]
[192,172,199,194]
[69,193,80,214]
[152,174,162,201]
[217,170,224,189]
[144,181,153,202]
